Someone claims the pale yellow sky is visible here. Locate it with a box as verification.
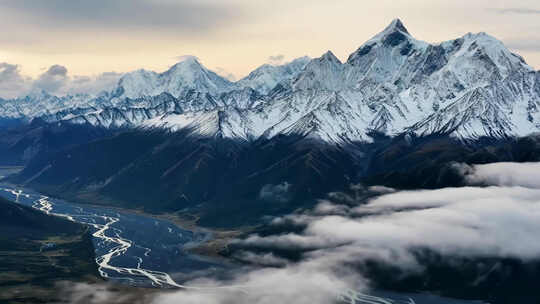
[0,0,539,80]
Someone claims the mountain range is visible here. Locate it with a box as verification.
[3,19,540,304]
[1,19,539,143]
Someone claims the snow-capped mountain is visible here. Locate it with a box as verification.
[115,56,237,99]
[237,56,310,94]
[1,19,539,143]
[0,90,110,120]
[292,51,347,91]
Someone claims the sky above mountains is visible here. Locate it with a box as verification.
[0,0,538,96]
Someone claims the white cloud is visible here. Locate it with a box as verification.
[56,282,155,304]
[214,67,236,81]
[242,162,540,272]
[463,162,540,188]
[65,72,123,95]
[33,64,69,93]
[232,251,289,267]
[59,162,540,303]
[366,185,395,194]
[313,200,351,216]
[157,162,540,303]
[259,182,293,203]
[0,62,31,98]
[174,55,200,62]
[0,62,122,98]
[152,260,358,304]
[268,55,285,65]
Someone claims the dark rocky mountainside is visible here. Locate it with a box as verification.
[8,126,540,227]
[0,196,100,303]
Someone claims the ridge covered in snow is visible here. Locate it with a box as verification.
[1,19,539,143]
[237,56,311,94]
[116,56,237,99]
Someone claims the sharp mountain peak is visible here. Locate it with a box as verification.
[384,18,410,35]
[319,51,342,64]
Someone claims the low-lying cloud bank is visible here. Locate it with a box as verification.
[460,161,540,188]
[65,161,540,303]
[0,62,122,98]
[250,185,540,260]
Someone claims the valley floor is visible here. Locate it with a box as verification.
[101,207,253,259]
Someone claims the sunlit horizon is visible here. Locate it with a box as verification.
[0,0,539,84]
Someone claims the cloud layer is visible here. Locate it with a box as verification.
[0,62,122,98]
[245,162,540,263]
[231,162,540,302]
[268,55,286,65]
[0,63,30,99]
[57,161,540,303]
[0,0,240,32]
[463,162,540,188]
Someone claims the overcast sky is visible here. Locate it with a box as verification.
[0,0,539,80]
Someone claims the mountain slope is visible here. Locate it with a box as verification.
[8,130,361,227]
[237,56,310,94]
[0,196,99,302]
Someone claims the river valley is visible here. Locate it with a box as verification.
[0,167,487,304]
